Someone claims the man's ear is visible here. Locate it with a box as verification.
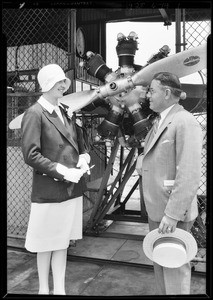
[165,88,172,99]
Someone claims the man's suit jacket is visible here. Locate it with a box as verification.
[137,104,203,222]
[21,101,88,203]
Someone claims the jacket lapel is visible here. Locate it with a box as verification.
[42,109,79,153]
[144,104,183,156]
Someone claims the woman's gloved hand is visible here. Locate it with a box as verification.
[63,168,84,183]
[76,156,90,175]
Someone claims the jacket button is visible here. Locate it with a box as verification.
[59,144,63,148]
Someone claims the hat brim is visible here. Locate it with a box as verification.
[41,74,71,93]
[142,228,197,265]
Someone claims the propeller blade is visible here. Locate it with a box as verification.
[87,43,207,100]
[60,89,98,109]
[8,112,25,130]
[131,43,207,86]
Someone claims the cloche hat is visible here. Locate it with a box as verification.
[142,228,197,268]
[37,64,71,92]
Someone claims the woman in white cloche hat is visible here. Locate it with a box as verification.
[21,64,91,295]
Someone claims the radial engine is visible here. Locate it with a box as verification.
[79,32,170,147]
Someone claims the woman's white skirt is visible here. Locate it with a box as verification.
[25,196,82,253]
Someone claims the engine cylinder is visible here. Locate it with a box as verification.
[97,110,123,139]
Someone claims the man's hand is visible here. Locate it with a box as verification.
[158,215,178,234]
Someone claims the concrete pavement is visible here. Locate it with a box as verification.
[6,221,206,296]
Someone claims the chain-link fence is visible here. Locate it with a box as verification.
[183,10,210,267]
[5,8,70,236]
[5,8,210,270]
[5,8,106,237]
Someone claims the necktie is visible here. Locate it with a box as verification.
[59,106,70,128]
[54,105,64,124]
[152,114,161,134]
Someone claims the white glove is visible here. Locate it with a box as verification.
[76,153,90,175]
[77,154,91,174]
[63,168,84,183]
[56,163,84,183]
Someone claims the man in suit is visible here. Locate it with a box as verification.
[136,72,203,295]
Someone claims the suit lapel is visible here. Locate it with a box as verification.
[42,109,79,152]
[144,104,183,155]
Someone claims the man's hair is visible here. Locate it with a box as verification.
[153,72,182,98]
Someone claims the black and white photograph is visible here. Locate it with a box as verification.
[2,1,211,298]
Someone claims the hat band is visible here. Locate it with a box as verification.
[153,237,186,250]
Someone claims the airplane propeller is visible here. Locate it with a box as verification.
[8,43,207,130]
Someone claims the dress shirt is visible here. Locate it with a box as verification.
[158,104,175,129]
[38,96,64,124]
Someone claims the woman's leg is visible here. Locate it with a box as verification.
[51,248,68,295]
[37,251,52,294]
